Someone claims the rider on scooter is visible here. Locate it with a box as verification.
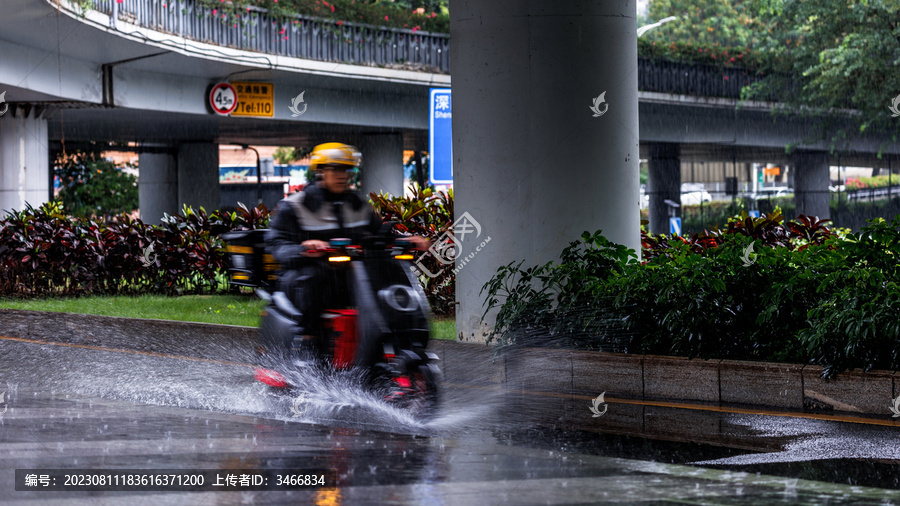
[265,142,429,358]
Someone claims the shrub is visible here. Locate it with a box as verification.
[369,185,455,315]
[0,202,271,297]
[53,152,138,221]
[481,231,639,350]
[483,213,900,377]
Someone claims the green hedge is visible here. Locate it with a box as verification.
[0,190,456,314]
[483,214,900,378]
[0,202,268,297]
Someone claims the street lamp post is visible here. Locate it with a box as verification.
[241,144,262,205]
[637,16,677,37]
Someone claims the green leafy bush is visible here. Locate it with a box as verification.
[54,152,138,221]
[481,231,640,350]
[0,202,269,297]
[483,213,900,377]
[369,186,454,315]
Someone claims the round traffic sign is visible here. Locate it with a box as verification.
[209,82,238,116]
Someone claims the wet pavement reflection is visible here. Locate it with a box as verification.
[1,336,900,504]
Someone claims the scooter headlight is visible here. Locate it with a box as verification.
[378,285,420,313]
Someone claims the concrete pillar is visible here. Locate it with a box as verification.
[451,1,640,342]
[792,151,830,219]
[0,107,49,215]
[177,142,219,214]
[138,151,177,224]
[359,133,403,198]
[647,143,681,234]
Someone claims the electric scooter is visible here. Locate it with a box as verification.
[224,231,441,419]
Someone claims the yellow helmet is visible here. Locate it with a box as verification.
[309,142,362,171]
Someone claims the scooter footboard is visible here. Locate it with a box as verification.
[259,303,299,358]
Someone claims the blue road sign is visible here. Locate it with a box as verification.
[429,88,452,184]
[669,217,682,236]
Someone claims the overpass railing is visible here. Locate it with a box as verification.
[91,0,450,73]
[638,58,788,101]
[87,1,782,99]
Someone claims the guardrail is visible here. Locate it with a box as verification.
[638,58,780,100]
[87,1,781,99]
[91,0,450,73]
[844,187,898,201]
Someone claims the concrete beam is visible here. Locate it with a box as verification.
[0,107,49,215]
[647,143,681,235]
[177,143,220,213]
[138,151,177,224]
[451,1,640,342]
[359,133,404,198]
[793,151,830,219]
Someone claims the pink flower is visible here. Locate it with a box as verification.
[384,15,389,21]
[336,20,344,26]
[723,75,729,81]
[212,8,217,15]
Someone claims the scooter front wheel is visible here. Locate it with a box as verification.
[407,363,441,420]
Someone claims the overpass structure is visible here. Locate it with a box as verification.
[2,1,899,224]
[0,0,450,220]
[2,0,900,339]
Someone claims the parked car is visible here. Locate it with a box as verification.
[751,187,793,200]
[680,183,712,205]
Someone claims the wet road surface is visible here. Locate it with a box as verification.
[2,335,900,504]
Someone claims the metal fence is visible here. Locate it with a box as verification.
[91,0,450,73]
[638,58,785,100]
[88,1,785,99]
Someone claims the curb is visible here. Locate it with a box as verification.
[1,309,897,418]
[0,309,259,364]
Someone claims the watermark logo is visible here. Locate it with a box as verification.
[290,392,309,417]
[890,395,900,418]
[741,241,757,267]
[589,91,608,117]
[889,94,900,117]
[0,91,8,116]
[412,212,491,280]
[0,391,7,416]
[589,392,607,417]
[139,244,157,268]
[288,91,307,117]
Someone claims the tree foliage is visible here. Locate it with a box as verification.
[53,152,138,221]
[745,0,900,146]
[644,0,763,48]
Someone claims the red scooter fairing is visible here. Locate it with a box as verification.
[244,234,440,418]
